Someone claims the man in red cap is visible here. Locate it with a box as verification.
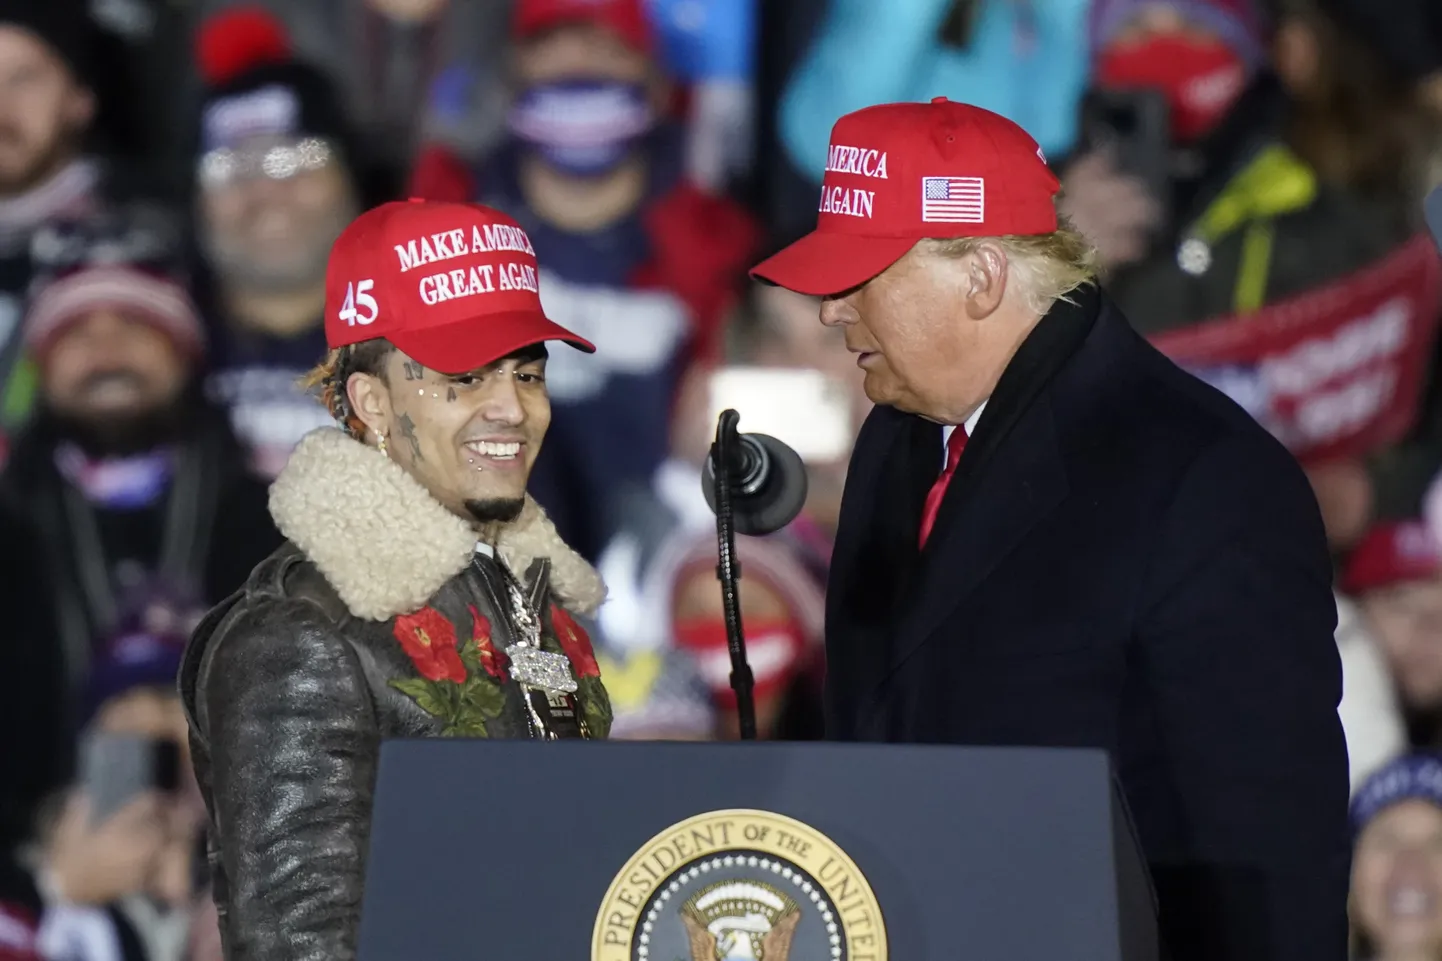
[180,199,613,961]
[752,98,1348,961]
[1346,519,1442,746]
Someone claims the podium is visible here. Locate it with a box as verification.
[356,741,1158,961]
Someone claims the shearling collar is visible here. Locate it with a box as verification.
[268,428,606,622]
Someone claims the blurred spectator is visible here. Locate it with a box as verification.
[191,10,364,479]
[413,0,758,562]
[200,0,514,191]
[29,605,201,961]
[770,0,1091,244]
[1063,0,1440,550]
[1347,520,1442,749]
[0,206,281,722]
[1301,0,1442,173]
[1349,753,1442,961]
[595,639,716,740]
[1274,0,1442,207]
[1064,0,1422,287]
[0,1,109,441]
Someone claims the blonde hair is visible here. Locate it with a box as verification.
[922,215,1099,316]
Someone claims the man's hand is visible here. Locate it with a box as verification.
[47,792,166,905]
[1059,149,1162,271]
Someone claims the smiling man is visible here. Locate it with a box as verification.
[751,98,1350,961]
[180,199,612,961]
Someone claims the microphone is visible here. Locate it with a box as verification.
[702,424,809,536]
[701,410,809,740]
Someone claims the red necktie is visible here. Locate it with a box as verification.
[918,426,968,549]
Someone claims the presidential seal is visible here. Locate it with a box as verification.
[593,809,886,961]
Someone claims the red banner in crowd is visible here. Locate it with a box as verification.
[1150,234,1442,465]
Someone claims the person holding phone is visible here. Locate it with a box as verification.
[1060,0,1268,275]
[18,604,199,961]
[750,97,1349,961]
[1064,0,1442,551]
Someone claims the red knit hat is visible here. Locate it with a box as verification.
[25,265,204,363]
[511,0,653,53]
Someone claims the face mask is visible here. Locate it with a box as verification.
[672,618,805,709]
[1096,36,1248,144]
[508,79,654,177]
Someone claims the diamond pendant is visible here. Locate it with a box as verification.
[509,646,578,694]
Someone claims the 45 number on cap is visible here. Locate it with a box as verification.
[339,279,378,326]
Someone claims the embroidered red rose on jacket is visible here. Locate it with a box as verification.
[467,605,508,680]
[551,604,600,679]
[392,607,466,683]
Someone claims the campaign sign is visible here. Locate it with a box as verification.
[1152,234,1442,465]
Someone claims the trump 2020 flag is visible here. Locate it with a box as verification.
[922,177,985,223]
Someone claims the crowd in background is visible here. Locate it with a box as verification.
[0,0,1440,957]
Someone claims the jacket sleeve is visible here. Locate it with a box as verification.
[1136,431,1351,961]
[197,599,380,961]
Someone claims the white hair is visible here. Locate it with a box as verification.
[921,215,1100,315]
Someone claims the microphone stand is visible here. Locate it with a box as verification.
[711,409,758,740]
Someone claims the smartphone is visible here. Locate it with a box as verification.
[78,731,181,824]
[1080,87,1172,227]
[1425,184,1442,253]
[708,367,853,464]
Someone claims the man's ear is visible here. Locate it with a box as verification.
[347,371,393,442]
[961,242,1008,320]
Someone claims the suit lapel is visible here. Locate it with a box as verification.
[886,396,1069,678]
[825,406,933,729]
[853,287,1104,719]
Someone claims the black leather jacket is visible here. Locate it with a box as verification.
[178,428,611,961]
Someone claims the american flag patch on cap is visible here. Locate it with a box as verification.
[922,177,985,223]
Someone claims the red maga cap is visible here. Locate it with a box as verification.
[751,97,1061,296]
[512,0,653,53]
[324,199,594,374]
[1342,519,1442,595]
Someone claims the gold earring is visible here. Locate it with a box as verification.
[376,432,389,456]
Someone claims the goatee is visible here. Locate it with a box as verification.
[465,497,525,525]
[41,400,191,457]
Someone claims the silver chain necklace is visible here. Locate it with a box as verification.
[495,563,577,695]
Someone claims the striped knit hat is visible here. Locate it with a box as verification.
[23,209,203,363]
[1090,0,1269,68]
